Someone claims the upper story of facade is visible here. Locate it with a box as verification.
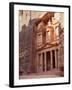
[19,11,64,50]
[36,15,64,49]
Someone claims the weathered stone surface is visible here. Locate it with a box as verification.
[19,12,64,77]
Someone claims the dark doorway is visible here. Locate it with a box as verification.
[52,50,55,68]
[38,54,41,71]
[42,53,45,71]
[56,49,58,68]
[46,51,51,70]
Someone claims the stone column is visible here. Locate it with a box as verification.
[50,51,53,69]
[55,49,57,68]
[45,52,47,72]
[37,53,42,72]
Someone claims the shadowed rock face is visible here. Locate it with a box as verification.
[19,19,38,75]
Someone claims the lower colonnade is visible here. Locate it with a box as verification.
[37,49,59,72]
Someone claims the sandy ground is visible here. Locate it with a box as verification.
[19,69,64,79]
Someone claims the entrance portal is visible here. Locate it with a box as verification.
[46,51,51,70]
[52,50,55,68]
[42,53,45,71]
